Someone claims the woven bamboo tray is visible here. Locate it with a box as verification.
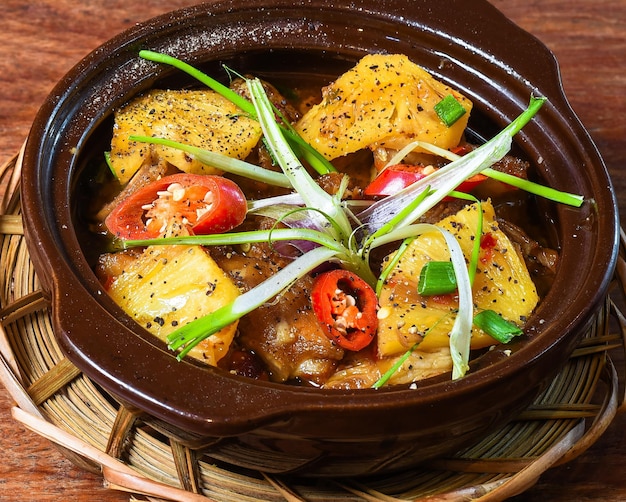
[1,147,625,502]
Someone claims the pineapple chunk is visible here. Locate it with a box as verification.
[107,244,240,366]
[110,89,262,184]
[295,54,472,160]
[377,200,539,357]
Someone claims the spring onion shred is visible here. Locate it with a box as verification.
[449,191,483,286]
[403,140,584,207]
[473,310,523,344]
[122,52,583,382]
[103,151,117,180]
[357,96,548,235]
[372,225,471,386]
[419,227,472,379]
[138,50,336,175]
[434,94,467,126]
[129,135,292,188]
[125,227,345,252]
[418,261,458,296]
[168,246,339,360]
[376,237,414,296]
[246,78,353,241]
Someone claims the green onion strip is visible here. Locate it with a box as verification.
[124,227,345,252]
[358,97,549,236]
[434,226,473,380]
[168,246,338,360]
[394,139,584,208]
[371,224,473,386]
[449,191,484,286]
[376,237,414,296]
[129,135,292,188]
[372,312,452,389]
[246,78,352,240]
[138,50,335,175]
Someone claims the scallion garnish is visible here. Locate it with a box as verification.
[358,96,549,235]
[398,139,584,208]
[129,135,292,188]
[124,227,346,253]
[167,245,339,360]
[372,313,451,389]
[418,261,457,295]
[103,151,118,181]
[376,237,414,296]
[481,167,583,206]
[246,78,352,242]
[138,50,336,175]
[371,340,419,390]
[434,94,467,126]
[473,309,523,344]
[448,191,483,286]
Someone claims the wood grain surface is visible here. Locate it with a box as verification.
[1,1,625,500]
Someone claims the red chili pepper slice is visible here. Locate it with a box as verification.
[105,173,247,240]
[364,163,487,197]
[364,164,428,196]
[311,269,378,351]
[456,173,488,193]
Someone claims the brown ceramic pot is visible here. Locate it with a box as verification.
[20,0,619,477]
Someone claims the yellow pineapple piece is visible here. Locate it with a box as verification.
[295,53,472,160]
[107,244,240,365]
[110,89,262,184]
[377,200,539,357]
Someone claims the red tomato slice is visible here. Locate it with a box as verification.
[105,173,247,240]
[311,269,378,351]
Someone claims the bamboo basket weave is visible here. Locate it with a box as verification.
[1,147,625,502]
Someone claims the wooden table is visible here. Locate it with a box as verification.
[1,1,624,500]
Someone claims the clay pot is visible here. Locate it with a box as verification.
[20,0,618,477]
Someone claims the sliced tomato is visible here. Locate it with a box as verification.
[105,173,247,240]
[364,163,487,197]
[311,269,378,351]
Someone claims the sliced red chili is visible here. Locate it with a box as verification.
[479,232,497,264]
[364,164,428,196]
[456,173,488,193]
[105,173,247,240]
[311,269,378,351]
[450,144,470,156]
[364,163,487,197]
[449,145,488,192]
